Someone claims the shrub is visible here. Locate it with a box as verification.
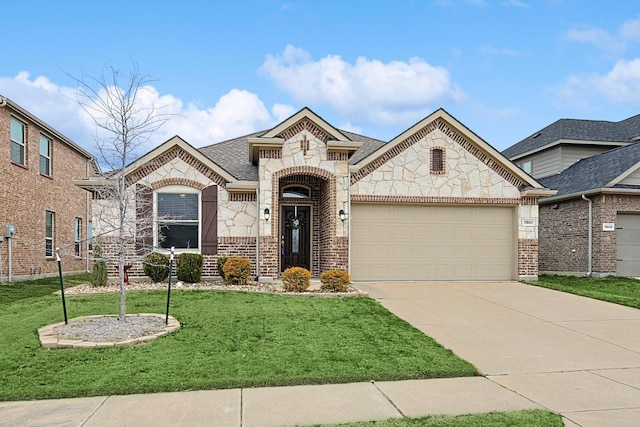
[90,245,108,287]
[320,270,351,293]
[282,267,312,292]
[143,252,170,283]
[223,257,252,286]
[177,253,204,283]
[217,256,229,280]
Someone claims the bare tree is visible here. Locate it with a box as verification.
[74,62,170,320]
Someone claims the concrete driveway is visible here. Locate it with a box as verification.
[355,281,640,427]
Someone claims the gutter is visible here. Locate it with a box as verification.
[582,194,593,277]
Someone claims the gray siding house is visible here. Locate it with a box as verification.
[504,114,640,277]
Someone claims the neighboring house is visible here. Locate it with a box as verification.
[504,114,640,277]
[502,114,640,179]
[76,107,551,282]
[0,96,95,282]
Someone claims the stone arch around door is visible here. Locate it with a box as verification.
[263,166,346,277]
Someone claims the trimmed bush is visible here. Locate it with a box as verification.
[282,267,312,292]
[177,253,204,283]
[320,270,351,293]
[143,252,170,283]
[90,245,108,287]
[223,257,252,286]
[217,256,229,280]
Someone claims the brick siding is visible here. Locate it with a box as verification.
[0,104,92,280]
[539,194,640,275]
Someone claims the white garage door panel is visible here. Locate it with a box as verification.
[351,204,515,281]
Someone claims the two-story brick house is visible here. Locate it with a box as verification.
[0,96,95,281]
[504,114,640,277]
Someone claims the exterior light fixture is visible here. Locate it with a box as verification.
[339,209,346,222]
[264,208,270,221]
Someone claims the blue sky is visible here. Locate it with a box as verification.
[2,0,640,155]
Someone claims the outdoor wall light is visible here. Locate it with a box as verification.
[339,209,346,222]
[264,208,270,221]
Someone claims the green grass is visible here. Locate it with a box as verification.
[0,274,89,306]
[535,275,640,309]
[327,409,563,426]
[0,278,478,401]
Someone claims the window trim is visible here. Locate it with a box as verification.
[45,211,55,258]
[521,160,532,174]
[282,185,311,199]
[154,185,201,252]
[10,117,26,166]
[74,217,82,257]
[39,133,52,176]
[430,146,446,175]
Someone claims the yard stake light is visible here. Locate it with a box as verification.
[56,247,68,325]
[165,246,175,325]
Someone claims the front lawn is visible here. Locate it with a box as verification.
[0,279,478,401]
[0,274,89,306]
[331,409,563,426]
[535,275,640,309]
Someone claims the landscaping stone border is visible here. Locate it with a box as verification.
[38,314,181,349]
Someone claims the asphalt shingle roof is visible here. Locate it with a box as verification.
[502,114,640,159]
[197,129,387,181]
[538,142,640,197]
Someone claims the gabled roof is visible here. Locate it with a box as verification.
[502,114,640,160]
[351,108,548,191]
[1,95,96,164]
[538,142,640,201]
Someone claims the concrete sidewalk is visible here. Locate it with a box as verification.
[0,376,541,427]
[357,281,640,427]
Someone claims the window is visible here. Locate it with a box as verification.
[74,217,82,257]
[88,220,93,252]
[10,117,26,165]
[282,185,310,198]
[521,160,532,174]
[430,147,446,174]
[157,191,199,249]
[45,211,54,257]
[40,134,51,175]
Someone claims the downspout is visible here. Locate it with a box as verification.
[86,159,91,273]
[255,187,260,281]
[582,194,593,277]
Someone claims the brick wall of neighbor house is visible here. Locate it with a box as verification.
[539,199,590,274]
[0,104,91,281]
[592,194,640,274]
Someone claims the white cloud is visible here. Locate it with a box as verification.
[0,72,290,157]
[564,27,623,52]
[564,16,640,53]
[553,59,640,107]
[259,45,464,127]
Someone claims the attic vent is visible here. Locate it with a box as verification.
[532,132,541,139]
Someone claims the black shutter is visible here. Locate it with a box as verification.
[201,185,218,255]
[136,184,153,252]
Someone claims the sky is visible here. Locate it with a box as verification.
[2,0,640,159]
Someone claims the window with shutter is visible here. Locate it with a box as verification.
[201,185,218,255]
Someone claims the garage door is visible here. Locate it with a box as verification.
[351,204,515,281]
[617,213,640,277]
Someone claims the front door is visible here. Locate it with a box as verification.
[281,205,311,272]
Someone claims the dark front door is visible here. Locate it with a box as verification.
[281,205,311,272]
